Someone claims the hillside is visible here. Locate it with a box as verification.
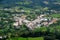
[0,0,60,10]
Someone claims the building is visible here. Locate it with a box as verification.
[13,14,58,30]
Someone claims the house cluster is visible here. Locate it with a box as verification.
[0,36,7,40]
[13,14,58,30]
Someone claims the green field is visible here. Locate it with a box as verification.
[50,14,60,18]
[7,37,44,40]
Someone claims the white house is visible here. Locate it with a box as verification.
[13,22,19,27]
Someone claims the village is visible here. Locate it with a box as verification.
[13,14,58,30]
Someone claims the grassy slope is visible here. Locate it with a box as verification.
[8,37,44,40]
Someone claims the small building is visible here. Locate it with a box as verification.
[0,36,7,40]
[13,22,19,27]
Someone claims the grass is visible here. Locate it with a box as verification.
[28,37,44,40]
[7,37,44,40]
[50,14,60,18]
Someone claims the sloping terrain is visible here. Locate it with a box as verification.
[0,0,60,10]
